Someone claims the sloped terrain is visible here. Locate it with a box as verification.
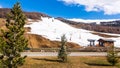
[0,18,80,48]
[25,34,80,48]
[56,17,120,34]
[0,8,51,19]
[25,17,120,47]
[0,8,120,48]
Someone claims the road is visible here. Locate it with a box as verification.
[21,52,120,57]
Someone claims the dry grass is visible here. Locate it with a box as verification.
[20,56,120,68]
[26,34,80,48]
[92,32,119,38]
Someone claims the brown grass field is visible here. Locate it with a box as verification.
[20,56,120,68]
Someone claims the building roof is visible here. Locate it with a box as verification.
[98,38,115,42]
[87,39,96,41]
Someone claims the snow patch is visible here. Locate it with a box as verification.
[68,18,120,24]
[25,17,120,47]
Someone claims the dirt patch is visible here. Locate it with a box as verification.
[91,32,120,38]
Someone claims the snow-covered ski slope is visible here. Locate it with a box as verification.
[25,17,120,47]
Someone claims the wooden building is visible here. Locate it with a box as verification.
[97,39,115,47]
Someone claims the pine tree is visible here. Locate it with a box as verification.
[0,2,28,68]
[106,45,119,66]
[58,34,68,62]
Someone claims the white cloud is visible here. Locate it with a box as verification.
[58,0,120,15]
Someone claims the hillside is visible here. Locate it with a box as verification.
[25,17,120,47]
[0,8,120,48]
[56,17,120,34]
[100,20,120,27]
[0,18,80,48]
[0,8,120,34]
[0,8,51,19]
[26,34,80,48]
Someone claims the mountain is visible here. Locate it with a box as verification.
[0,9,80,48]
[0,8,51,19]
[100,20,120,27]
[56,17,120,34]
[25,17,120,47]
[0,8,120,48]
[69,18,119,24]
[0,18,80,48]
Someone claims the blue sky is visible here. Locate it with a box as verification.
[0,0,120,19]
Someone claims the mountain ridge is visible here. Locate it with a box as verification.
[56,17,120,34]
[0,8,51,19]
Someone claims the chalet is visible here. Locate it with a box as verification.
[98,39,115,47]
